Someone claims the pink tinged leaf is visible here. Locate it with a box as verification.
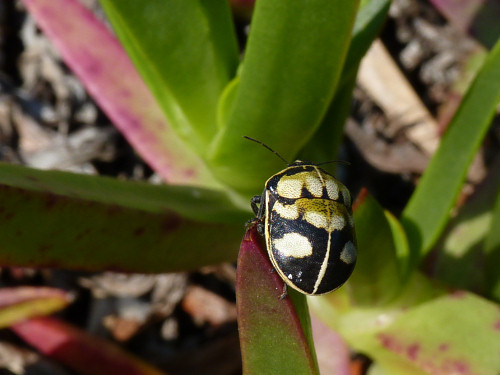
[11,317,168,375]
[376,292,500,375]
[310,314,350,375]
[493,319,500,331]
[21,0,215,187]
[429,0,482,31]
[429,0,500,48]
[0,287,72,328]
[236,224,319,375]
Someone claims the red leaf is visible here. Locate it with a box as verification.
[12,317,168,375]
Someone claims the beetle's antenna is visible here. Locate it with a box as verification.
[243,136,290,166]
[316,160,351,167]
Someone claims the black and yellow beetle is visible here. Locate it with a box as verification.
[245,136,357,296]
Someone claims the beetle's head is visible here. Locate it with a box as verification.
[291,160,313,167]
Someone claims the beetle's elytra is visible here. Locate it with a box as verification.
[246,137,357,296]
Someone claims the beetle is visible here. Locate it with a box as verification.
[244,136,357,296]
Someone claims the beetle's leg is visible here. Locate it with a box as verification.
[279,283,288,300]
[245,217,265,236]
[256,221,265,236]
[250,195,261,216]
[245,218,257,229]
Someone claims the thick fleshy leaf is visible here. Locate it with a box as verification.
[296,0,392,163]
[436,49,487,129]
[236,225,319,375]
[313,264,500,374]
[310,314,350,375]
[22,0,217,187]
[367,362,428,375]
[313,274,500,374]
[0,287,71,328]
[369,292,500,375]
[401,37,500,265]
[384,211,411,280]
[349,193,404,305]
[310,271,446,339]
[427,161,500,293]
[298,73,358,165]
[209,0,360,196]
[345,0,391,79]
[0,162,248,272]
[12,317,167,375]
[99,0,239,154]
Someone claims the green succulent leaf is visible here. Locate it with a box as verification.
[299,73,359,165]
[311,192,500,374]
[364,292,500,375]
[210,0,360,196]
[99,0,239,154]
[0,163,248,272]
[347,0,391,77]
[22,0,216,187]
[300,0,390,165]
[401,37,500,265]
[428,162,500,294]
[237,225,319,375]
[300,0,390,163]
[349,193,405,305]
[313,274,500,374]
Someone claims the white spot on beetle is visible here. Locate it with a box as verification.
[277,178,303,199]
[328,215,346,232]
[288,274,293,280]
[340,241,356,264]
[273,201,299,220]
[305,175,323,197]
[273,233,313,258]
[303,211,329,228]
[326,180,339,200]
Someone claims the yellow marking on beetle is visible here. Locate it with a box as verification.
[273,232,313,258]
[313,231,331,294]
[276,171,326,199]
[340,241,357,264]
[276,169,346,201]
[273,201,299,220]
[294,199,347,231]
[273,199,348,231]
